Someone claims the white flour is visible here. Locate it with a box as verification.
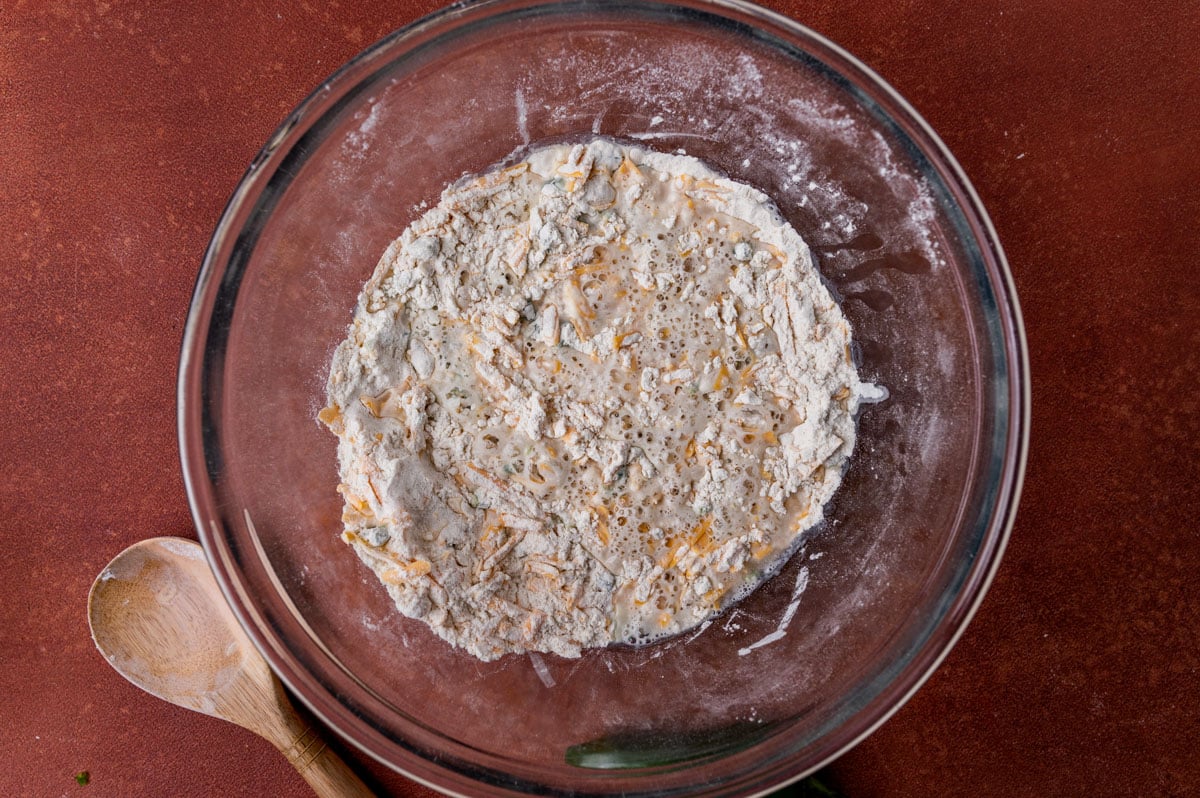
[321,139,876,661]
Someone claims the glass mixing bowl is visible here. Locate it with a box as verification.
[179,0,1028,794]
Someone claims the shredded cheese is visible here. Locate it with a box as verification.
[321,139,877,661]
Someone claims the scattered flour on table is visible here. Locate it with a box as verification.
[320,139,878,661]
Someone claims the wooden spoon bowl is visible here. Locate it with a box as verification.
[88,537,372,797]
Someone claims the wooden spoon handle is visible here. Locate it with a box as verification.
[277,722,375,798]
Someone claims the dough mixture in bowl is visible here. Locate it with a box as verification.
[320,139,878,661]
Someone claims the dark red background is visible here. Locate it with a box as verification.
[2,1,1198,796]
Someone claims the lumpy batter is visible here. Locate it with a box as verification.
[320,139,878,661]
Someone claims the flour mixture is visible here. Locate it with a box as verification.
[320,139,878,661]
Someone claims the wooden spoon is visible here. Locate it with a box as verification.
[88,537,373,797]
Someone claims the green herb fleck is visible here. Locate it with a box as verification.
[74,771,90,786]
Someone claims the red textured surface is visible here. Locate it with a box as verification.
[2,1,1198,796]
